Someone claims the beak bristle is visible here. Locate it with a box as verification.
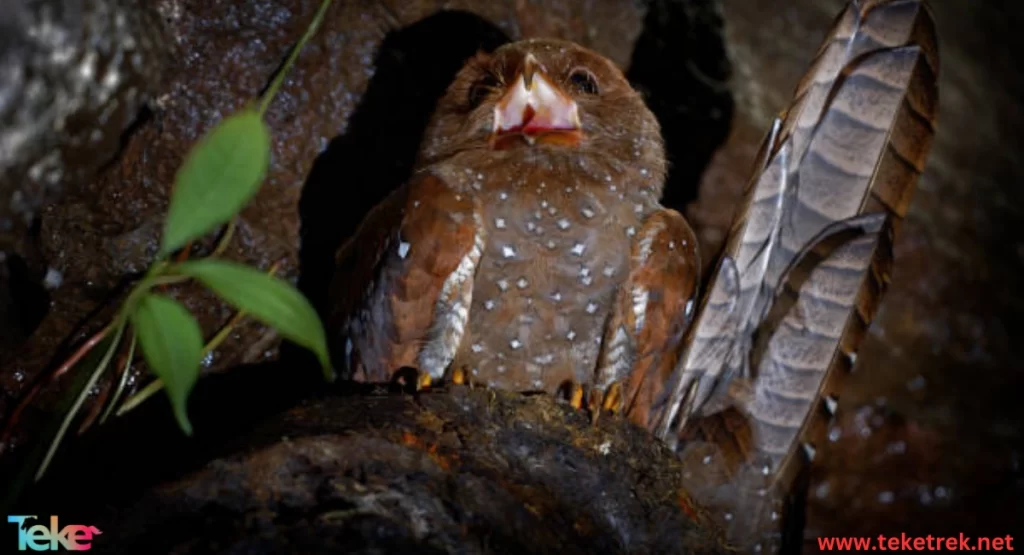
[522,53,537,89]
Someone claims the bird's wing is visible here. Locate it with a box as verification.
[591,208,701,426]
[328,173,484,383]
[650,0,939,547]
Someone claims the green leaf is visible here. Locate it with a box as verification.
[131,294,204,435]
[175,259,334,381]
[160,110,271,257]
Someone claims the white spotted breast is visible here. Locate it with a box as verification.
[452,177,657,392]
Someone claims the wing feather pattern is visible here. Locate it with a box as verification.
[649,1,940,549]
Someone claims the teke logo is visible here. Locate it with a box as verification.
[7,516,102,551]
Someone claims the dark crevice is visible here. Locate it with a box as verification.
[627,0,734,213]
[93,105,155,177]
[0,254,49,349]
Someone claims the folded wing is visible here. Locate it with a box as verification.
[648,0,940,549]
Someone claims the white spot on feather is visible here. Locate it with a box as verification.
[824,395,839,415]
[398,241,411,259]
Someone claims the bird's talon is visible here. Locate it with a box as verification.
[570,383,585,410]
[451,366,468,386]
[602,382,623,414]
[417,372,433,391]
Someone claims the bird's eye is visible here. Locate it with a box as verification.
[568,68,600,95]
[468,74,499,109]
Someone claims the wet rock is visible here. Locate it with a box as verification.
[18,385,728,554]
[0,0,169,248]
[0,0,169,353]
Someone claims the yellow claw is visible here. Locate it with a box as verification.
[451,367,467,385]
[602,382,623,414]
[417,372,433,391]
[569,383,585,410]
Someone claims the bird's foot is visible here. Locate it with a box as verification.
[391,367,435,393]
[450,366,468,386]
[590,382,624,425]
[557,381,624,424]
[570,382,586,410]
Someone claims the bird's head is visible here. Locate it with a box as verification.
[418,39,665,177]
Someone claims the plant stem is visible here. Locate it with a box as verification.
[0,323,114,454]
[100,330,137,424]
[0,261,179,455]
[258,0,335,117]
[117,262,281,416]
[35,321,127,481]
[113,311,247,415]
[114,377,160,417]
[211,218,237,258]
[175,241,194,263]
[116,309,248,416]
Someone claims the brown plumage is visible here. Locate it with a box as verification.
[328,38,699,415]
[329,3,940,549]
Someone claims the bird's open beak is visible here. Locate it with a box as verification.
[490,54,582,149]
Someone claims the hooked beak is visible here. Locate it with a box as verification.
[490,54,582,148]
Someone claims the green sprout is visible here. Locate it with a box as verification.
[12,0,338,484]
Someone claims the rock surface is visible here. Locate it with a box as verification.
[18,385,728,554]
[0,0,168,250]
